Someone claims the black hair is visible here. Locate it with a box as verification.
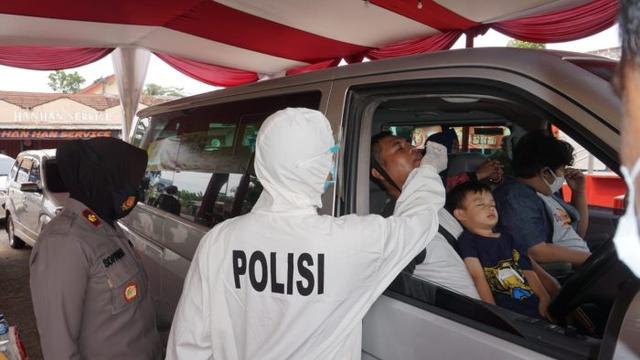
[445,181,492,212]
[511,130,574,178]
[371,131,394,168]
[621,0,640,67]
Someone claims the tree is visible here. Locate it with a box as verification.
[507,39,546,49]
[143,83,185,97]
[47,70,86,93]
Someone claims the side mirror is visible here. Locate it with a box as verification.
[20,182,41,193]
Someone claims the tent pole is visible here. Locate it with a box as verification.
[112,47,150,142]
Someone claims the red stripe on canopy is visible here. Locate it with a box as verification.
[165,2,371,64]
[0,46,113,70]
[492,0,619,43]
[286,59,341,76]
[371,0,478,31]
[0,0,203,26]
[155,52,258,87]
[367,31,463,60]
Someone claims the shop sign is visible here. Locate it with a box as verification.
[0,130,118,139]
[13,110,110,122]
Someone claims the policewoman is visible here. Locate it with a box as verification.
[30,137,161,359]
[167,108,446,359]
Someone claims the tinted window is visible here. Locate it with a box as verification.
[16,158,33,184]
[131,118,150,147]
[140,91,321,228]
[28,160,40,183]
[45,159,67,193]
[9,162,18,181]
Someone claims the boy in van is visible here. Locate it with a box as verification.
[447,181,552,320]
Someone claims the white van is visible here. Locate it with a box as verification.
[120,48,640,359]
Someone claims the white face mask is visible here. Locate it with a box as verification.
[613,159,640,277]
[542,167,565,194]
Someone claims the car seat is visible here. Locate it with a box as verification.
[447,152,487,178]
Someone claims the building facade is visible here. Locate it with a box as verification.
[0,75,168,157]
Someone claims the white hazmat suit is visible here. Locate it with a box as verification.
[166,108,445,360]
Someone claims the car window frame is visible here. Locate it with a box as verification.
[342,77,620,359]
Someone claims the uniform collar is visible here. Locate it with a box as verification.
[64,197,111,232]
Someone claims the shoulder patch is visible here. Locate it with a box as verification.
[82,209,101,227]
[121,196,136,211]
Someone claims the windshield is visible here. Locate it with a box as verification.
[0,156,14,175]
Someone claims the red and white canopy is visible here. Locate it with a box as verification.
[0,0,618,84]
[0,0,619,138]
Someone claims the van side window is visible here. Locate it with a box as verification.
[9,161,19,181]
[16,158,33,184]
[139,91,321,228]
[131,118,150,147]
[29,160,40,183]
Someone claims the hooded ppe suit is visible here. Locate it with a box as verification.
[30,137,161,360]
[166,108,445,360]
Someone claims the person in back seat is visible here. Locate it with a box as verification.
[448,181,553,320]
[371,131,480,299]
[493,130,591,267]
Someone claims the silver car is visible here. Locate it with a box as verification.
[121,48,639,359]
[4,150,68,248]
[0,153,16,220]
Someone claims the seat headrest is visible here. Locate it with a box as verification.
[447,153,487,177]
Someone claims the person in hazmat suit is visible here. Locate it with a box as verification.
[30,137,162,359]
[167,107,446,359]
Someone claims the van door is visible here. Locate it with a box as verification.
[331,61,620,359]
[24,158,44,236]
[10,157,33,242]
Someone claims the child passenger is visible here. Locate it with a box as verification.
[447,181,551,320]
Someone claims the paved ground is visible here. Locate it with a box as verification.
[0,230,42,360]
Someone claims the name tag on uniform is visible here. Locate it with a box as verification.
[103,248,125,268]
[232,250,325,296]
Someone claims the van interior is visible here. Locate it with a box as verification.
[365,92,639,359]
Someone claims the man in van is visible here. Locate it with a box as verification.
[614,0,640,277]
[167,108,447,359]
[370,131,480,299]
[493,130,591,267]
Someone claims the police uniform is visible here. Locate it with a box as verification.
[30,198,161,360]
[29,137,161,360]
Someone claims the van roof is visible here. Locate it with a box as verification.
[137,47,615,118]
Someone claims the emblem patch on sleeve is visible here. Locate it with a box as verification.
[121,196,136,211]
[81,209,101,227]
[123,282,139,302]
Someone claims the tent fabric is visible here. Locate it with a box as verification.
[0,0,619,84]
[493,0,619,43]
[0,46,112,70]
[155,53,259,87]
[367,31,463,60]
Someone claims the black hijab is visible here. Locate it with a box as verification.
[57,137,148,225]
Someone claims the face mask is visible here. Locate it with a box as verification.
[542,167,565,194]
[324,144,340,192]
[612,159,640,277]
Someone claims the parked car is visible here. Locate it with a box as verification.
[4,149,68,248]
[0,153,16,221]
[120,48,639,359]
